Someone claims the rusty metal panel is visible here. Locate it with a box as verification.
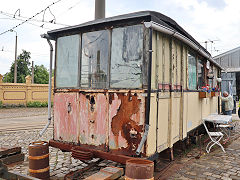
[53,91,146,156]
[79,93,108,149]
[109,92,145,155]
[53,93,79,143]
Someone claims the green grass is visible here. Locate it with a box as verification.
[27,101,48,107]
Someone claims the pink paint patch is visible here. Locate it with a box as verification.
[53,93,79,143]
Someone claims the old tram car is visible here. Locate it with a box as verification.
[46,11,222,163]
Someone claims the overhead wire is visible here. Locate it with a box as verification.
[0,0,83,32]
[55,0,82,18]
[0,11,69,27]
[0,13,52,30]
[0,0,64,36]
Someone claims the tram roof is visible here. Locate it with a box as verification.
[47,11,222,68]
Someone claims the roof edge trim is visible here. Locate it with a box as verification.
[144,21,222,69]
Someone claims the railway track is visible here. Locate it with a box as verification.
[0,114,50,132]
[0,125,53,132]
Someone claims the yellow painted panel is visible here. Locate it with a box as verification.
[3,91,26,100]
[32,91,48,101]
[157,97,169,152]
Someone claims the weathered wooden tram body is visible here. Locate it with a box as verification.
[46,11,222,163]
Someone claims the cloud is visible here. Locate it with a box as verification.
[160,0,240,55]
[0,0,94,75]
[197,0,226,9]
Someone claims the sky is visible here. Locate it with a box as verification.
[0,0,240,75]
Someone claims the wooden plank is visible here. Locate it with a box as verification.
[0,147,21,157]
[84,166,123,180]
[1,153,24,165]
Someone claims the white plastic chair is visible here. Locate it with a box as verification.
[203,120,225,153]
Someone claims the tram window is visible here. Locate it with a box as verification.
[56,35,80,88]
[110,25,143,88]
[188,53,197,90]
[208,65,213,88]
[81,30,109,88]
[198,58,205,89]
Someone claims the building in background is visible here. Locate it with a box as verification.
[214,46,240,100]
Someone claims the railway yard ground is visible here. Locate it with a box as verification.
[1,107,240,179]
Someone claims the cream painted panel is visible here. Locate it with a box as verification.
[176,43,182,85]
[182,93,188,139]
[157,97,169,152]
[202,98,211,119]
[186,92,202,131]
[182,47,187,89]
[210,97,218,114]
[172,96,181,144]
[157,32,163,84]
[163,36,170,84]
[213,66,218,87]
[152,31,157,89]
[172,41,176,85]
[146,94,157,156]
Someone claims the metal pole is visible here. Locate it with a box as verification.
[32,61,34,84]
[95,0,105,19]
[40,35,53,137]
[14,34,17,83]
[136,27,152,155]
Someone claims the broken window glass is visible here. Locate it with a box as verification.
[208,64,213,88]
[110,25,143,88]
[81,30,109,89]
[188,53,197,90]
[198,58,205,89]
[56,35,80,88]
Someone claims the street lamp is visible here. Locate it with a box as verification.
[10,29,17,83]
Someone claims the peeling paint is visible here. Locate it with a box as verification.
[53,93,79,143]
[109,92,145,155]
[79,93,108,149]
[53,91,145,156]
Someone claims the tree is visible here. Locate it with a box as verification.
[3,50,31,83]
[3,50,50,84]
[33,65,49,84]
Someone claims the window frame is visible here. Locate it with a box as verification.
[109,24,144,89]
[197,57,206,90]
[55,34,81,89]
[53,24,148,90]
[80,29,111,89]
[187,51,197,90]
